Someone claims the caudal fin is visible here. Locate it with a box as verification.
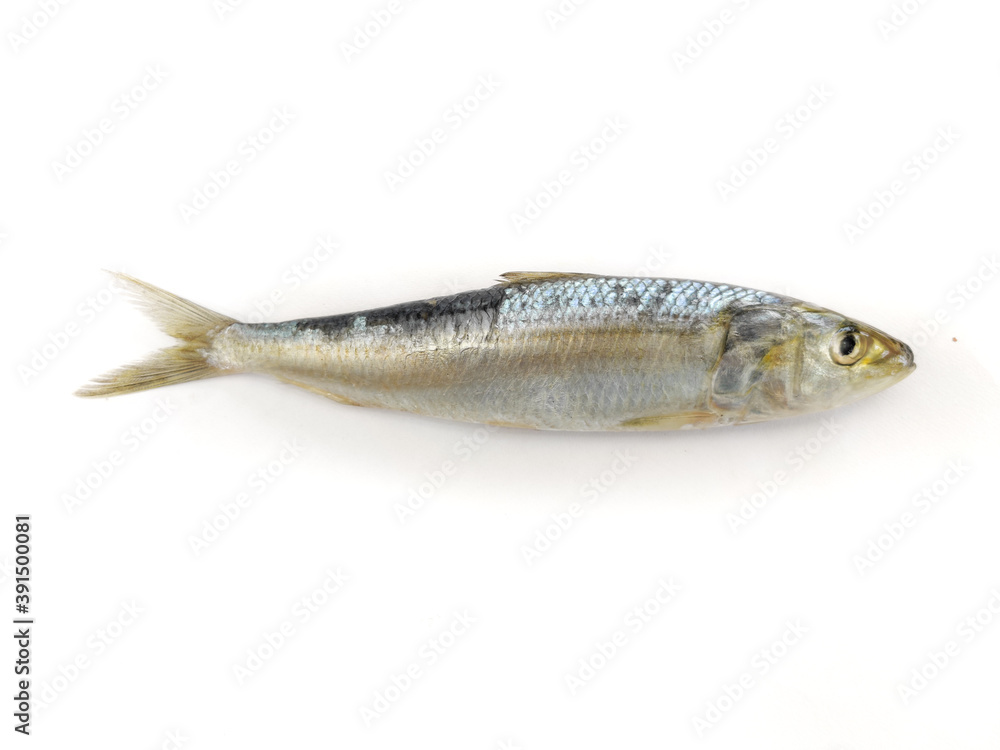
[75,272,238,398]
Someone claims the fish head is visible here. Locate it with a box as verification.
[711,303,915,422]
[793,305,916,413]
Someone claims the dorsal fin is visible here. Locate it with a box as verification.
[498,271,601,285]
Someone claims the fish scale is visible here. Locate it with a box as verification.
[498,277,784,327]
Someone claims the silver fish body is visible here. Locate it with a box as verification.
[78,272,916,431]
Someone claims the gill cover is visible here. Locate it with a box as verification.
[710,306,804,417]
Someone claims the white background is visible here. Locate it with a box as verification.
[4,0,1000,747]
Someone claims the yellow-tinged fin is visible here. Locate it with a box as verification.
[75,272,237,398]
[618,412,720,431]
[498,271,601,285]
[274,376,365,406]
[484,418,540,430]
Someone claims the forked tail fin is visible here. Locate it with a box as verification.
[75,272,238,398]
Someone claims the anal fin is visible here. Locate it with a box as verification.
[275,376,365,407]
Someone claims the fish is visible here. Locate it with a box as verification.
[76,271,915,431]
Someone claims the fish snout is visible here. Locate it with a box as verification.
[868,331,915,376]
[882,337,916,378]
[898,341,915,368]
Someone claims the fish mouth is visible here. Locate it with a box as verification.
[890,339,916,373]
[879,337,916,383]
[898,341,916,369]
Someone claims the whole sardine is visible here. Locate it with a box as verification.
[77,271,915,431]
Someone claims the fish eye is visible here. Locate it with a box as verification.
[831,328,867,365]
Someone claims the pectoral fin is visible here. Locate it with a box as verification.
[618,411,720,431]
[484,418,540,430]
